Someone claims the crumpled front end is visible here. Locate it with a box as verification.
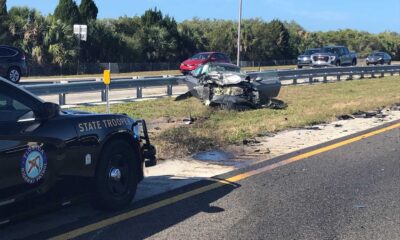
[177,70,284,110]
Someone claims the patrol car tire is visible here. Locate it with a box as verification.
[93,140,139,210]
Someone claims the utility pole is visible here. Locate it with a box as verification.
[236,0,242,67]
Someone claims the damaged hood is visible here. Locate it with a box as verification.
[207,71,248,86]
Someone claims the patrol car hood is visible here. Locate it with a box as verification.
[61,109,133,121]
[61,109,92,115]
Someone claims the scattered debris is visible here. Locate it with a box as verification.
[194,150,234,162]
[263,99,288,110]
[353,110,376,118]
[166,118,175,123]
[183,114,196,125]
[257,131,276,137]
[262,148,271,154]
[304,126,322,130]
[390,103,400,111]
[154,127,161,130]
[338,108,390,120]
[352,110,387,119]
[334,124,343,128]
[243,138,261,145]
[354,204,366,209]
[338,114,355,120]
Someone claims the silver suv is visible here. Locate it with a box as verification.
[297,48,321,68]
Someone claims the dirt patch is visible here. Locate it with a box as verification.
[235,106,400,161]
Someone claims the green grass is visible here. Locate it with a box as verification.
[77,76,400,158]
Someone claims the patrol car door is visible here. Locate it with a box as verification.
[0,91,56,203]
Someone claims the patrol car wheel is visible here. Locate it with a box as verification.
[93,140,139,210]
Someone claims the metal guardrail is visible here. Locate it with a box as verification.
[23,65,400,106]
[23,76,181,105]
[254,65,400,85]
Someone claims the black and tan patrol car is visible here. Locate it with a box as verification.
[0,77,156,212]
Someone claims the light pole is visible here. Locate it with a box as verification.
[236,0,242,66]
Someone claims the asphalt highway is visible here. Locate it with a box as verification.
[1,121,399,240]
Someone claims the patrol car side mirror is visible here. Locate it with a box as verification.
[38,102,60,120]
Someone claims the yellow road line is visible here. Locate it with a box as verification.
[51,122,400,240]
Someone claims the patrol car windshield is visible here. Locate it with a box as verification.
[0,93,31,122]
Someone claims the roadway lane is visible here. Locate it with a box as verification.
[4,122,399,240]
[64,123,399,240]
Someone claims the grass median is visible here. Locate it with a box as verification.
[77,76,400,158]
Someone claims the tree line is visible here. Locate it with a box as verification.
[1,0,399,70]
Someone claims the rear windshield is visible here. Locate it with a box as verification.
[190,53,211,60]
[370,53,384,57]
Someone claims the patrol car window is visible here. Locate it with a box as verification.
[0,47,17,57]
[0,93,32,122]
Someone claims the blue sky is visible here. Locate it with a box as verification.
[7,0,400,33]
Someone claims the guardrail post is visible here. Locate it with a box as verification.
[308,74,313,83]
[59,93,66,105]
[347,71,353,80]
[101,89,107,102]
[380,71,384,78]
[336,74,340,81]
[390,70,394,76]
[371,71,375,78]
[167,85,173,96]
[293,75,297,85]
[136,87,142,98]
[323,73,328,83]
[360,71,364,79]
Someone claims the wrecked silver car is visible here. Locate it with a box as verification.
[177,62,285,110]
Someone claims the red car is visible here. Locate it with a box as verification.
[179,52,231,74]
